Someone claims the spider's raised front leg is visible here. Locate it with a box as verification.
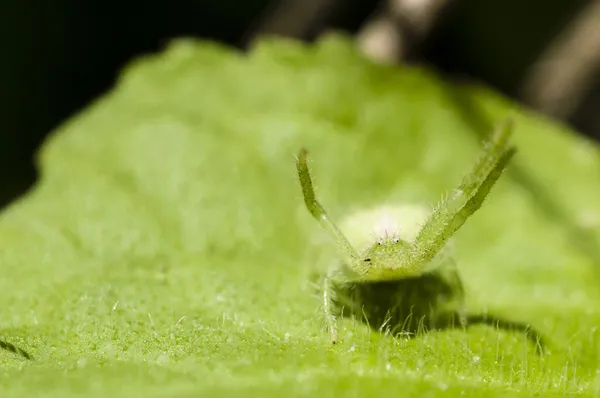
[411,120,517,267]
[296,148,363,343]
[296,148,364,275]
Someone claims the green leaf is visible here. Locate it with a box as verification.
[2,33,600,396]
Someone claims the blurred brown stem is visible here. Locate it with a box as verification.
[357,0,451,64]
[520,0,600,120]
[242,0,340,46]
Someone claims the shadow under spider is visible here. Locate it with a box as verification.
[333,270,546,354]
[0,339,33,360]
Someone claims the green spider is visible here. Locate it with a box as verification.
[296,120,544,349]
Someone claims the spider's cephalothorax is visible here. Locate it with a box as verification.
[359,237,416,281]
[296,120,530,345]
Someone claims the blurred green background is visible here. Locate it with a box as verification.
[0,0,595,207]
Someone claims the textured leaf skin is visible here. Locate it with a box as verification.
[1,34,600,396]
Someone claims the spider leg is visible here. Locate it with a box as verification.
[411,120,516,267]
[297,149,366,343]
[296,148,362,269]
[323,270,339,344]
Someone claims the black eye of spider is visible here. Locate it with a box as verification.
[364,258,371,262]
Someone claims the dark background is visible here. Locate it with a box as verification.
[0,0,596,208]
